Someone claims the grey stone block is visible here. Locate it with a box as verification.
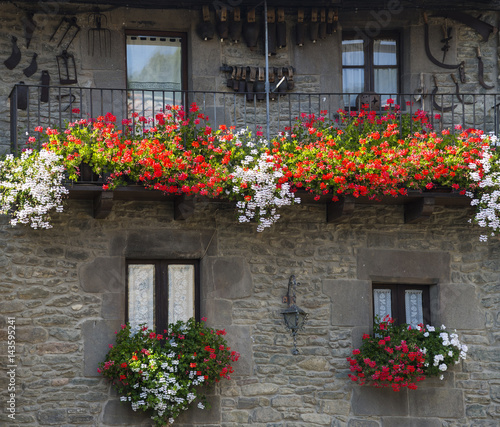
[175,395,220,424]
[323,279,371,326]
[114,229,217,258]
[82,319,121,377]
[38,408,67,425]
[437,284,485,329]
[351,387,408,416]
[348,420,380,427]
[203,298,232,325]
[102,292,125,320]
[382,417,442,427]
[357,249,450,283]
[225,325,253,376]
[102,399,153,425]
[211,257,252,299]
[408,388,464,417]
[79,257,125,293]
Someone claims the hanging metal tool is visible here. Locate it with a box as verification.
[440,20,452,63]
[50,17,80,49]
[414,72,427,110]
[432,75,457,112]
[296,9,305,47]
[196,5,214,40]
[423,12,464,70]
[22,12,36,49]
[450,73,474,105]
[215,6,229,41]
[277,8,286,48]
[56,50,77,85]
[40,70,50,103]
[432,10,498,42]
[477,46,494,90]
[229,7,242,43]
[88,10,111,56]
[23,53,38,77]
[4,36,21,70]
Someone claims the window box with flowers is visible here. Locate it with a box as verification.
[1,100,497,235]
[99,318,240,427]
[346,315,468,392]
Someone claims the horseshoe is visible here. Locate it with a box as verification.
[432,75,457,112]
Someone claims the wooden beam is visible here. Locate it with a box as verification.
[326,196,355,223]
[93,191,114,219]
[174,195,195,220]
[404,197,435,223]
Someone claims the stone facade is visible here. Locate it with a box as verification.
[1,1,500,426]
[0,198,499,426]
[1,3,499,153]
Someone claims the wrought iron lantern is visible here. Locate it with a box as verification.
[281,275,308,355]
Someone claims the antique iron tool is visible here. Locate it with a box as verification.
[215,6,228,41]
[40,70,50,103]
[229,7,242,43]
[56,50,77,85]
[423,12,463,70]
[23,53,38,77]
[440,21,452,63]
[88,10,111,56]
[22,12,36,49]
[451,73,474,105]
[196,5,214,41]
[276,8,286,48]
[432,10,497,42]
[432,75,457,112]
[296,9,305,47]
[50,17,80,49]
[476,46,494,90]
[4,36,21,70]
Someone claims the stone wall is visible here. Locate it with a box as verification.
[0,196,499,426]
[1,3,499,153]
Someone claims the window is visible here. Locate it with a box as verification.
[127,260,200,333]
[342,32,400,107]
[126,31,187,115]
[373,284,430,328]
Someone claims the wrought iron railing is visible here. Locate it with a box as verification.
[8,84,500,153]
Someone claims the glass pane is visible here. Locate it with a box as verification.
[342,40,364,65]
[126,35,183,116]
[405,290,423,329]
[128,264,155,333]
[374,68,398,105]
[343,68,364,107]
[374,289,392,321]
[374,39,397,65]
[168,265,195,324]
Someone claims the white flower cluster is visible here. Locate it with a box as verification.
[120,352,206,426]
[424,324,468,381]
[0,149,68,229]
[230,137,300,232]
[467,134,500,241]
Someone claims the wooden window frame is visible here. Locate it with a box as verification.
[372,283,430,326]
[342,31,401,95]
[126,259,200,333]
[125,30,188,92]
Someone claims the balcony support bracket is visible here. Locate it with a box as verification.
[174,195,195,220]
[93,191,114,219]
[327,196,355,223]
[404,197,435,223]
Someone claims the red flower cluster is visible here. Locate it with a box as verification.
[347,315,428,391]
